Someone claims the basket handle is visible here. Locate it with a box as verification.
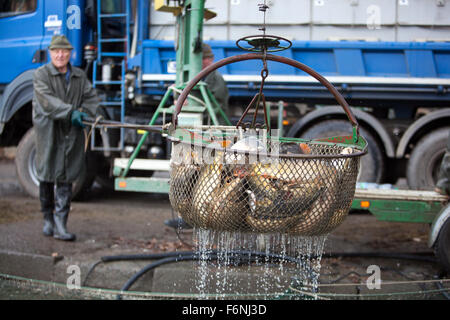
[173,53,360,140]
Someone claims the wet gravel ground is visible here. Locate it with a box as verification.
[0,156,449,300]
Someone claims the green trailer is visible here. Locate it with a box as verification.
[352,188,449,272]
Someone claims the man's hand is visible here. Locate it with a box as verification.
[71,110,88,128]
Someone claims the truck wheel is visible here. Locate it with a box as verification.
[94,155,115,191]
[434,217,450,274]
[407,127,450,190]
[300,120,385,183]
[15,128,96,200]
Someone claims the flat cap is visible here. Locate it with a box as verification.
[48,35,73,50]
[202,43,214,59]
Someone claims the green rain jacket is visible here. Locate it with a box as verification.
[204,69,229,116]
[32,62,99,183]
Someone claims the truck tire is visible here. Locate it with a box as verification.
[300,120,385,183]
[434,217,450,273]
[407,127,450,190]
[94,155,115,191]
[15,128,96,200]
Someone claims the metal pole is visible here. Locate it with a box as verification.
[277,100,284,136]
[188,0,205,79]
[121,87,174,177]
[199,84,219,125]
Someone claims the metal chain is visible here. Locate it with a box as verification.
[236,1,270,131]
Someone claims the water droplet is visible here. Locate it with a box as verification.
[193,228,328,299]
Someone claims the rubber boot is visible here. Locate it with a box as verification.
[42,211,54,236]
[39,182,55,236]
[53,182,76,241]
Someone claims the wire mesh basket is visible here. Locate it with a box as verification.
[168,53,368,236]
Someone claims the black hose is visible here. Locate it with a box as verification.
[436,281,450,300]
[85,249,306,286]
[83,261,104,287]
[434,273,450,300]
[115,250,314,299]
[101,250,436,265]
[101,250,436,263]
[101,251,193,263]
[322,251,437,263]
[83,249,441,297]
[83,252,196,286]
[117,254,199,300]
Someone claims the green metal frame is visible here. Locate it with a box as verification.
[115,0,230,180]
[352,198,444,224]
[351,189,448,224]
[115,177,170,193]
[117,82,231,178]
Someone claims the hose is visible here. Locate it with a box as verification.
[84,249,299,286]
[434,273,450,300]
[117,254,198,300]
[322,251,438,263]
[82,249,444,299]
[83,251,194,286]
[115,250,309,300]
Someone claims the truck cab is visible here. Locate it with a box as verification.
[0,0,93,146]
[0,0,99,198]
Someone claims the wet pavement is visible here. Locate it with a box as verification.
[0,156,449,300]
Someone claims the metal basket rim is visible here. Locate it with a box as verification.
[168,136,368,159]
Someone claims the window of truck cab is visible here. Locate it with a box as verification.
[0,0,37,18]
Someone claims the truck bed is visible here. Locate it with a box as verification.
[136,40,450,104]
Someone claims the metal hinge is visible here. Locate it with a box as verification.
[32,49,47,64]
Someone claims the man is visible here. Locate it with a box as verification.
[33,35,99,241]
[201,43,230,117]
[164,43,230,230]
[174,43,230,116]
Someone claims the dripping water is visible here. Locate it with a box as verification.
[193,228,328,300]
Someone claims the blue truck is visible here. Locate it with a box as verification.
[0,0,450,199]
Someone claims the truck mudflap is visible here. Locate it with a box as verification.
[428,203,450,248]
[0,69,35,135]
[429,203,450,272]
